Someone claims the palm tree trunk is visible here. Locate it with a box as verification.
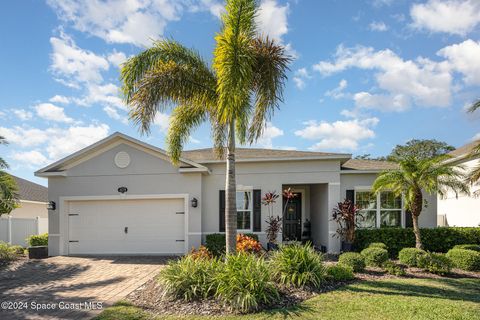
[411,189,423,249]
[225,120,237,254]
[412,214,422,249]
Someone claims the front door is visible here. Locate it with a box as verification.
[283,193,301,241]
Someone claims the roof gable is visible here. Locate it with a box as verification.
[35,132,208,176]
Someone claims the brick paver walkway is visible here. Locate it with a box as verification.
[0,256,169,320]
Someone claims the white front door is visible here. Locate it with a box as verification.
[67,198,185,255]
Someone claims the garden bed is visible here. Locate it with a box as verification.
[124,264,479,317]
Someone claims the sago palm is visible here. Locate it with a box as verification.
[372,156,469,249]
[121,0,290,254]
[0,136,18,215]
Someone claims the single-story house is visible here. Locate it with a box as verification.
[438,140,480,227]
[35,132,437,256]
[8,175,48,219]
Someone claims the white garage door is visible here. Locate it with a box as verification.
[67,198,185,255]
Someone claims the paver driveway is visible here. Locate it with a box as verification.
[0,256,170,320]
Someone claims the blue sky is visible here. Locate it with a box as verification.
[1,0,480,186]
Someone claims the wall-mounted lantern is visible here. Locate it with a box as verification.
[118,186,128,194]
[191,197,198,208]
[47,201,56,211]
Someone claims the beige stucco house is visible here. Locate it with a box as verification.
[438,140,480,227]
[35,132,437,256]
[8,175,48,219]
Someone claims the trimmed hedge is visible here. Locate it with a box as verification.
[205,233,258,256]
[398,248,426,267]
[453,244,480,252]
[27,233,48,247]
[355,227,480,256]
[338,252,366,272]
[326,264,355,281]
[368,242,388,250]
[417,252,452,275]
[446,249,480,271]
[361,247,389,267]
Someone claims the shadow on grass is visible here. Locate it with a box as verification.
[348,278,480,304]
[254,303,314,320]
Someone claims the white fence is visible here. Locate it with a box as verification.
[0,216,48,247]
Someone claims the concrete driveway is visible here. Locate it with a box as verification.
[0,256,170,320]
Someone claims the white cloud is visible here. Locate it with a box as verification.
[107,50,127,67]
[472,132,480,141]
[353,92,410,112]
[50,32,110,86]
[45,124,110,160]
[293,67,311,90]
[295,117,379,151]
[254,122,283,148]
[325,79,348,99]
[0,127,49,147]
[154,112,170,133]
[11,151,49,167]
[47,0,186,47]
[188,0,224,18]
[369,21,388,32]
[372,0,394,7]
[76,83,124,109]
[49,95,71,104]
[35,103,74,123]
[104,106,128,125]
[13,109,33,121]
[256,0,289,42]
[438,39,480,86]
[313,44,452,110]
[410,0,480,36]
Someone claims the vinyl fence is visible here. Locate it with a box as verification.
[0,216,48,247]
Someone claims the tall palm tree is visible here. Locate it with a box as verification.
[372,156,469,249]
[0,136,18,215]
[121,0,290,254]
[467,99,480,185]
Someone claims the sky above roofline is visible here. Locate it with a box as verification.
[0,0,479,186]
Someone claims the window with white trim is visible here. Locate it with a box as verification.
[236,190,252,230]
[355,190,403,228]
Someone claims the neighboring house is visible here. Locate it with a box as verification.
[438,140,480,227]
[35,132,437,256]
[9,175,48,219]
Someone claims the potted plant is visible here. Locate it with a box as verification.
[262,191,281,251]
[332,199,360,252]
[27,233,48,259]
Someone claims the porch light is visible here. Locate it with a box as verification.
[118,186,128,194]
[191,197,198,208]
[47,201,56,211]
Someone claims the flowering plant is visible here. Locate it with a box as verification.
[236,234,262,254]
[188,245,212,260]
[262,188,297,245]
[332,199,361,243]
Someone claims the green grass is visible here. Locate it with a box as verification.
[95,278,480,320]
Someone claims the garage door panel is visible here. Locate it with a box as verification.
[68,198,185,255]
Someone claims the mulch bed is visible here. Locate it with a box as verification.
[126,265,480,316]
[0,256,28,272]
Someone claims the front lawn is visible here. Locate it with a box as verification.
[95,277,480,320]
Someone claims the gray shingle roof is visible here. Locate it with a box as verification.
[448,140,480,158]
[11,175,48,202]
[341,159,398,171]
[181,147,350,162]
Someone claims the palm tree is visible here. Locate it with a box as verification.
[467,99,480,185]
[372,156,469,249]
[121,0,290,254]
[0,136,18,215]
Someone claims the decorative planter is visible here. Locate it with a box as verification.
[267,242,279,251]
[28,246,48,259]
[341,241,353,252]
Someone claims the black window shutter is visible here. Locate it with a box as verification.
[219,190,225,232]
[405,210,413,228]
[253,189,262,232]
[346,189,355,203]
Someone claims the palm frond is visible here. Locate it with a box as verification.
[0,157,8,170]
[0,172,18,215]
[0,136,7,145]
[248,37,291,143]
[467,99,480,113]
[467,163,480,184]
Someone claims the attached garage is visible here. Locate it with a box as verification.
[66,197,187,255]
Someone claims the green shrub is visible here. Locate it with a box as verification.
[446,249,480,271]
[383,260,406,276]
[361,247,389,267]
[417,252,452,275]
[453,244,480,252]
[215,253,278,312]
[368,242,388,250]
[10,245,25,255]
[326,264,354,281]
[338,252,366,272]
[27,233,48,247]
[205,233,258,256]
[159,255,219,301]
[398,248,426,267]
[355,227,480,256]
[270,243,326,288]
[0,242,18,261]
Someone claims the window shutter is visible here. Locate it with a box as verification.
[219,190,225,232]
[346,190,355,203]
[405,210,413,228]
[253,189,262,232]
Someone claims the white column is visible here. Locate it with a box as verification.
[35,216,40,235]
[327,182,341,253]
